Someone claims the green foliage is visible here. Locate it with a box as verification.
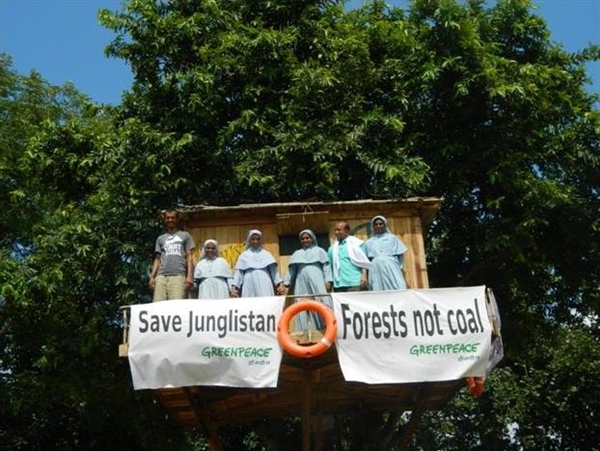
[100,0,430,203]
[0,56,187,449]
[1,0,599,449]
[414,326,600,450]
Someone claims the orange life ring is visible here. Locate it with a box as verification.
[466,375,485,397]
[277,300,337,358]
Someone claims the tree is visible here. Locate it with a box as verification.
[1,0,599,449]
[100,0,600,447]
[99,0,431,204]
[0,56,190,450]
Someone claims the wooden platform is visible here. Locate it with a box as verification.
[120,306,470,450]
[146,342,463,432]
[119,306,466,449]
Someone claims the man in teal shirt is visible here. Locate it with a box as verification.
[326,221,370,292]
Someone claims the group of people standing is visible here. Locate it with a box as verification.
[149,211,409,307]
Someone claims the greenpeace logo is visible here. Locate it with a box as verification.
[409,342,480,356]
[201,346,273,358]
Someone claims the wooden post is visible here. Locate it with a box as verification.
[118,306,130,357]
[393,384,431,450]
[186,388,224,451]
[301,365,312,451]
[314,410,324,451]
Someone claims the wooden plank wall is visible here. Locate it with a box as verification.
[182,200,438,290]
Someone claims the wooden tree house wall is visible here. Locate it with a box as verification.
[177,197,442,290]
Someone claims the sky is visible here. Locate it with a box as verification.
[0,0,598,106]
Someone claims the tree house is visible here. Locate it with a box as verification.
[120,198,491,450]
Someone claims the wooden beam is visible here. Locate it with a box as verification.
[392,384,432,450]
[301,366,312,451]
[314,410,324,451]
[186,388,224,451]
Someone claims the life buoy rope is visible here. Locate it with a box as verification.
[277,300,337,358]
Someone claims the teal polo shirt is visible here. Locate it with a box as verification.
[328,239,363,288]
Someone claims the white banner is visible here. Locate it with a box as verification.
[332,286,491,384]
[128,297,285,390]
